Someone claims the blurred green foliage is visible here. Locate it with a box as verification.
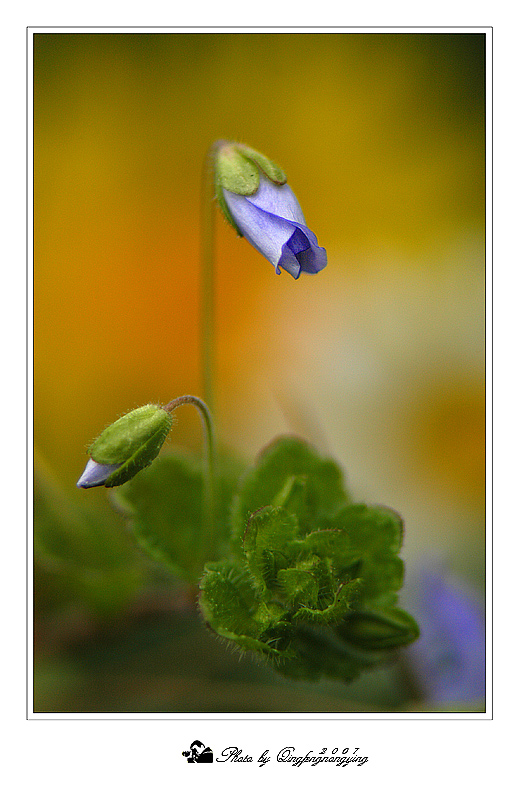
[34,439,420,711]
[34,455,145,616]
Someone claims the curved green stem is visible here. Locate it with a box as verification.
[163,395,216,558]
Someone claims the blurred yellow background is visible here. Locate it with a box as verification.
[34,32,485,586]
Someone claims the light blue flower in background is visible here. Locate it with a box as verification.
[406,566,485,704]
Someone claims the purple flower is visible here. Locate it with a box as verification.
[223,175,327,279]
[213,141,327,279]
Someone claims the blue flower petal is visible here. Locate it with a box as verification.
[279,224,328,279]
[223,176,327,279]
[244,177,307,224]
[77,458,122,488]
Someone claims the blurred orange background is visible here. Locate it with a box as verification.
[34,32,485,586]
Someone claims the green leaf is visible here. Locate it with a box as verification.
[199,561,268,637]
[277,565,319,607]
[333,504,403,553]
[331,504,405,601]
[243,506,300,591]
[112,447,244,582]
[112,451,206,583]
[231,436,349,546]
[272,474,310,518]
[296,529,363,577]
[293,581,360,625]
[199,561,286,657]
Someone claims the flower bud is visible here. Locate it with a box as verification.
[213,140,327,279]
[338,608,420,651]
[77,404,173,489]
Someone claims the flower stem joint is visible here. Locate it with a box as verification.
[77,404,173,489]
[213,140,327,279]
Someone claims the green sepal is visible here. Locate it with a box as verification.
[104,424,171,488]
[214,179,242,235]
[89,405,173,488]
[213,140,287,236]
[234,143,287,186]
[214,141,286,195]
[215,143,260,196]
[213,142,258,236]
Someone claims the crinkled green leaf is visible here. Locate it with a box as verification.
[277,565,320,607]
[272,475,312,522]
[259,549,291,590]
[199,561,270,638]
[199,561,289,658]
[296,529,363,577]
[230,436,349,546]
[330,504,405,600]
[293,581,360,625]
[332,503,403,554]
[219,632,285,657]
[243,506,299,591]
[97,430,419,687]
